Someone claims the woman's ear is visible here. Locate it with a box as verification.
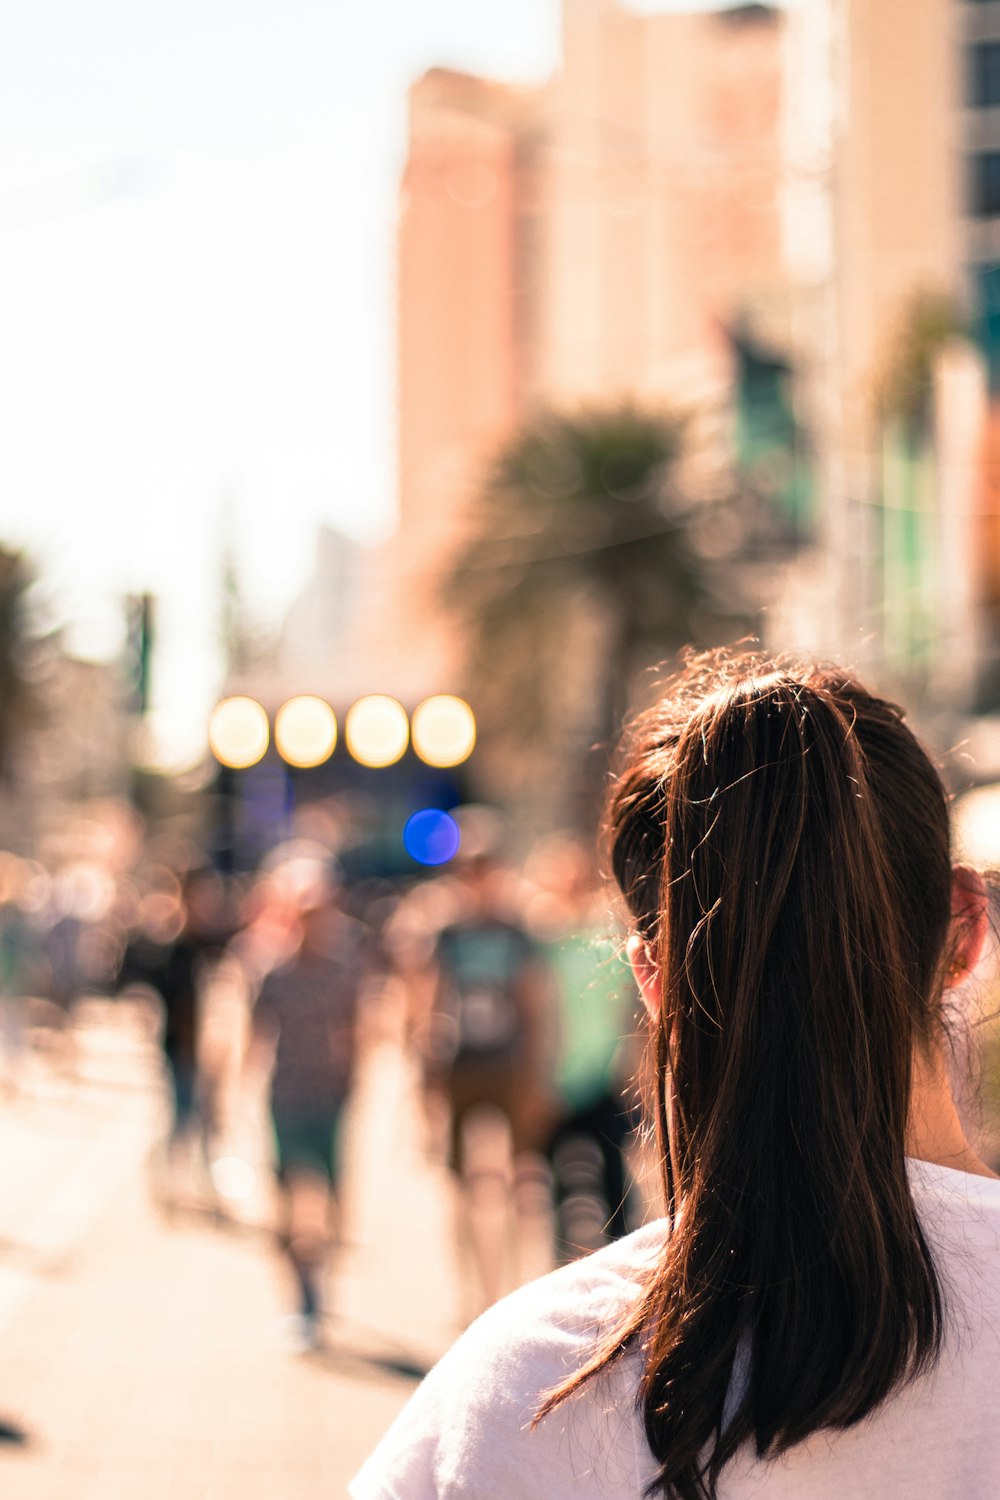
[944,865,989,989]
[627,933,661,1020]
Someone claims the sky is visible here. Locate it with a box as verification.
[0,0,754,764]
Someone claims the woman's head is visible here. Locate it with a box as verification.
[540,649,987,1500]
[610,654,956,1027]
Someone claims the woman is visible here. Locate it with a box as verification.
[351,652,1000,1499]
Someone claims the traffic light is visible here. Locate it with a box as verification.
[124,593,154,715]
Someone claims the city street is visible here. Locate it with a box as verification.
[0,1000,474,1499]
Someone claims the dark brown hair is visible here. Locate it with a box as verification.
[537,649,955,1500]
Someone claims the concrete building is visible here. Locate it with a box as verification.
[964,0,1000,380]
[538,0,784,410]
[379,1,788,697]
[778,0,1000,713]
[277,525,368,696]
[961,1,1000,705]
[389,69,535,693]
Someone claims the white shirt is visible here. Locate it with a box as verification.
[350,1160,1000,1499]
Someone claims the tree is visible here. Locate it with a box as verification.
[218,527,276,680]
[877,290,969,433]
[443,406,750,831]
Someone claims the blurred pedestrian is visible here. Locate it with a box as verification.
[415,837,556,1311]
[245,860,373,1349]
[524,835,640,1260]
[26,863,116,1080]
[0,860,39,1098]
[120,866,231,1207]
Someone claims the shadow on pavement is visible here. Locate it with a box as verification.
[307,1314,443,1385]
[0,1417,32,1447]
[306,1344,430,1384]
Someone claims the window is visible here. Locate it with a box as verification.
[969,153,1000,216]
[969,42,1000,108]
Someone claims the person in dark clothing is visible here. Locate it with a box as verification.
[120,867,230,1204]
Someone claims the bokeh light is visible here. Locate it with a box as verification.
[274,696,338,768]
[953,783,1000,868]
[344,695,409,768]
[411,695,476,768]
[403,809,461,866]
[208,696,269,769]
[210,1156,257,1203]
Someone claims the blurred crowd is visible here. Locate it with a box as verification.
[0,801,650,1345]
[7,792,1000,1360]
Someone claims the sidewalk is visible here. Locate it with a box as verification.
[0,1170,426,1498]
[0,1010,470,1498]
[0,999,161,1340]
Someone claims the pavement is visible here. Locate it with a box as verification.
[0,996,498,1499]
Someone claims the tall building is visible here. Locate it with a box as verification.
[278,525,367,693]
[779,0,1000,710]
[379,1,787,697]
[960,1,1000,705]
[388,69,534,694]
[538,0,784,409]
[965,0,1000,386]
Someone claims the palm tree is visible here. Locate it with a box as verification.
[443,406,749,831]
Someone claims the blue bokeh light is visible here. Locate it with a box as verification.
[403,809,461,867]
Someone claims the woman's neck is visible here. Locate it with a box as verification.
[907,1043,999,1181]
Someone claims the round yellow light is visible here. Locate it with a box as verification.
[345,695,409,768]
[411,695,476,768]
[274,696,338,769]
[208,696,269,770]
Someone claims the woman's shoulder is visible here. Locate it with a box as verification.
[908,1158,1000,1246]
[349,1222,667,1500]
[467,1217,665,1370]
[506,1217,666,1301]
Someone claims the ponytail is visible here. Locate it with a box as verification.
[536,654,952,1500]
